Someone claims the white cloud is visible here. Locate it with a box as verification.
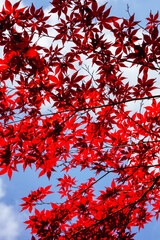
[0,179,20,240]
[0,203,20,240]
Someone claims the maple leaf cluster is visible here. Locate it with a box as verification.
[1,0,160,239]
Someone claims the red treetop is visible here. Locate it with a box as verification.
[0,0,160,239]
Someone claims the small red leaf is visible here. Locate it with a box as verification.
[5,0,12,12]
[13,0,21,11]
[0,168,7,175]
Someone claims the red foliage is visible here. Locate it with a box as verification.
[1,0,160,239]
[20,185,53,213]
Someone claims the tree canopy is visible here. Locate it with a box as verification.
[1,0,160,239]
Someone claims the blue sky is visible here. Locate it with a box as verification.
[0,0,160,239]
